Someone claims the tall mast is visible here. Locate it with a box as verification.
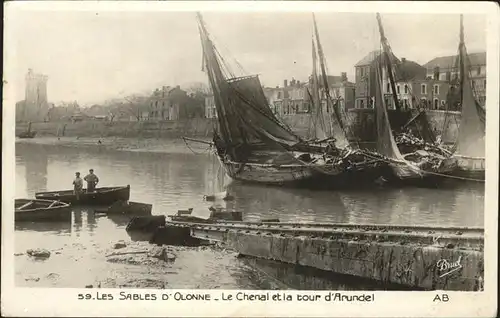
[311,28,327,140]
[312,13,348,140]
[376,13,401,112]
[196,13,232,145]
[458,14,466,106]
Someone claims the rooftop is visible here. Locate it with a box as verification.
[423,52,486,69]
[394,59,427,81]
[355,50,399,67]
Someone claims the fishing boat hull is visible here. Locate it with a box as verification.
[217,153,385,188]
[94,200,152,215]
[451,155,485,181]
[35,185,130,205]
[15,199,72,222]
[384,157,458,186]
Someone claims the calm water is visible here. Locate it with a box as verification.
[13,142,484,289]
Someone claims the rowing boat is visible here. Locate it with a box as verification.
[15,199,72,222]
[35,185,130,205]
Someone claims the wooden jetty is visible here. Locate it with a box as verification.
[165,220,484,291]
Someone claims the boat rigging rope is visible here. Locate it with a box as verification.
[183,138,212,155]
[359,151,485,182]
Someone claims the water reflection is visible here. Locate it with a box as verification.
[15,221,71,234]
[23,144,48,194]
[14,142,485,289]
[15,143,484,228]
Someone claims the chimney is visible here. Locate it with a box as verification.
[297,80,301,87]
[291,78,296,86]
[341,72,347,82]
[433,66,440,81]
[176,85,180,89]
[284,79,288,87]
[401,58,406,63]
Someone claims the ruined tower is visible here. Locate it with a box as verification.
[21,68,49,121]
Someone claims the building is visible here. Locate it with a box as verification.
[266,75,355,117]
[423,51,486,106]
[16,69,50,122]
[354,50,399,109]
[381,58,451,110]
[148,85,189,121]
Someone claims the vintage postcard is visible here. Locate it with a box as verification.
[2,1,498,317]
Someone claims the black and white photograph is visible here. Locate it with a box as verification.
[2,1,498,317]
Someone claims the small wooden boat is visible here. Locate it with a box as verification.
[35,185,130,205]
[15,199,72,222]
[17,131,37,139]
[17,122,37,139]
[94,200,152,215]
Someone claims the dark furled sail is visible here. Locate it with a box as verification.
[310,38,328,141]
[455,16,485,158]
[374,60,405,161]
[198,13,301,158]
[312,14,349,149]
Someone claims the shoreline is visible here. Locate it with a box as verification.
[15,136,214,155]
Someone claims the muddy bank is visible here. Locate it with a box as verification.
[15,136,213,155]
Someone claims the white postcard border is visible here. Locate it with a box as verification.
[2,1,498,317]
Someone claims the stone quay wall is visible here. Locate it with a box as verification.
[16,110,460,143]
[280,109,461,144]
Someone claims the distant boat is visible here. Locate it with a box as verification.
[35,185,130,205]
[15,199,72,222]
[17,122,37,139]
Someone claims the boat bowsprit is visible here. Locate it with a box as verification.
[35,185,130,205]
[15,199,72,222]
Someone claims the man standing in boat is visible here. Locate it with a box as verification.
[73,172,83,200]
[84,169,99,193]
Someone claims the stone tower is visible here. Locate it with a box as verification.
[22,68,49,121]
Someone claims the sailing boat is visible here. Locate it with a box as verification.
[373,13,458,183]
[197,13,369,187]
[305,14,388,179]
[450,15,485,180]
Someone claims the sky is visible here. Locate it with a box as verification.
[5,6,487,106]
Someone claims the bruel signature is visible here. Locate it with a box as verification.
[437,256,463,278]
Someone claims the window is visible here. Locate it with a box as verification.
[404,84,408,94]
[446,71,451,81]
[403,99,409,109]
[386,83,390,93]
[434,85,439,95]
[421,84,427,95]
[396,85,400,94]
[477,66,481,75]
[420,97,427,108]
[434,99,439,110]
[360,99,365,109]
[277,92,281,99]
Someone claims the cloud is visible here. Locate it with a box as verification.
[5,10,486,105]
